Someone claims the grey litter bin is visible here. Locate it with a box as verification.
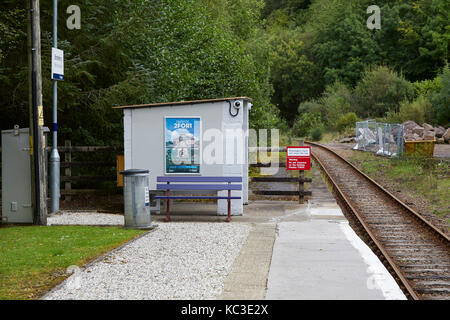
[120,169,152,229]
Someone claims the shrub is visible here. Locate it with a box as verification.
[394,96,432,124]
[293,112,323,137]
[309,126,323,141]
[430,65,450,126]
[336,112,357,133]
[414,78,441,98]
[353,66,414,118]
[320,81,352,129]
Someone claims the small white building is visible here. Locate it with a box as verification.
[114,97,253,215]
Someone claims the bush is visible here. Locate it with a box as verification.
[292,112,323,137]
[320,81,352,129]
[430,65,450,126]
[353,66,414,118]
[309,126,323,141]
[392,96,432,124]
[414,78,441,98]
[336,112,357,133]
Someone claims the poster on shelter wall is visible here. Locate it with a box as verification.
[165,117,201,174]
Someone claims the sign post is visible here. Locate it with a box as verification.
[50,4,63,213]
[287,145,311,203]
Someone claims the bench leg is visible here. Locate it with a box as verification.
[165,190,170,222]
[227,190,231,222]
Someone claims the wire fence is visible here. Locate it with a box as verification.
[353,120,404,157]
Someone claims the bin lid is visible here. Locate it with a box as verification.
[120,169,149,175]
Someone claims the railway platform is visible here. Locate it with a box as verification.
[152,161,408,300]
[265,201,406,300]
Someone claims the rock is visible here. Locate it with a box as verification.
[403,120,418,133]
[434,127,445,138]
[423,130,435,140]
[422,123,433,131]
[339,137,355,143]
[412,125,424,136]
[437,137,445,144]
[443,128,450,142]
[405,133,420,141]
[404,133,413,141]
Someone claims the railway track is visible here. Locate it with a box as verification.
[307,142,450,300]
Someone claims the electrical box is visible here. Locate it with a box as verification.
[1,126,33,223]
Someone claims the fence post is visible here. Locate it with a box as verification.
[298,139,305,204]
[64,140,71,201]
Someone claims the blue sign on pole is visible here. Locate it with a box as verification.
[51,48,64,80]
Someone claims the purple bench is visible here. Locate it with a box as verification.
[154,176,242,222]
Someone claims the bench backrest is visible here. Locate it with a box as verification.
[156,176,242,191]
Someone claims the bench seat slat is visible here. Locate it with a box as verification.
[154,196,241,200]
[157,176,242,183]
[157,184,242,191]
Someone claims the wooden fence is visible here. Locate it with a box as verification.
[1,142,311,203]
[53,140,123,200]
[249,143,312,203]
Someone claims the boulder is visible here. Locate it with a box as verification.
[423,130,435,141]
[422,123,433,131]
[412,125,424,136]
[404,133,414,141]
[434,126,445,138]
[339,137,355,143]
[403,120,418,133]
[443,128,450,142]
[437,137,445,144]
[405,133,420,141]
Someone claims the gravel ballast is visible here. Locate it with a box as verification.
[43,219,251,300]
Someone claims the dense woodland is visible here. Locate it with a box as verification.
[0,0,449,145]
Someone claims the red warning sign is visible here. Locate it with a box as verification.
[286,146,311,170]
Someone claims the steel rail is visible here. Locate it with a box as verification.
[306,142,450,300]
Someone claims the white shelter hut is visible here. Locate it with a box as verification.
[114,97,253,215]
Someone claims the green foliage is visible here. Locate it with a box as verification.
[0,0,278,147]
[353,66,414,117]
[293,111,323,137]
[336,112,358,133]
[263,0,448,126]
[376,0,450,81]
[309,0,381,86]
[309,126,323,141]
[430,65,450,126]
[269,30,322,120]
[1,0,448,144]
[319,82,352,129]
[389,96,432,125]
[414,77,441,98]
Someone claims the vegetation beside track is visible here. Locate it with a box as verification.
[347,152,450,231]
[0,225,145,300]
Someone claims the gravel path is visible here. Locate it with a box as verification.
[43,220,251,300]
[48,211,124,226]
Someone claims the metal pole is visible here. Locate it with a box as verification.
[50,0,60,213]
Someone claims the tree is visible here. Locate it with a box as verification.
[353,66,414,118]
[269,30,322,121]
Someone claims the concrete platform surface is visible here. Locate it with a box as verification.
[265,205,406,300]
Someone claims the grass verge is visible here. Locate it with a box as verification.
[0,225,145,300]
[348,152,450,229]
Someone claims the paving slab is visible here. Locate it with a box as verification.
[218,223,276,300]
[265,206,406,300]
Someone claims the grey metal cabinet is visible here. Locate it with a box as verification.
[1,126,33,223]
